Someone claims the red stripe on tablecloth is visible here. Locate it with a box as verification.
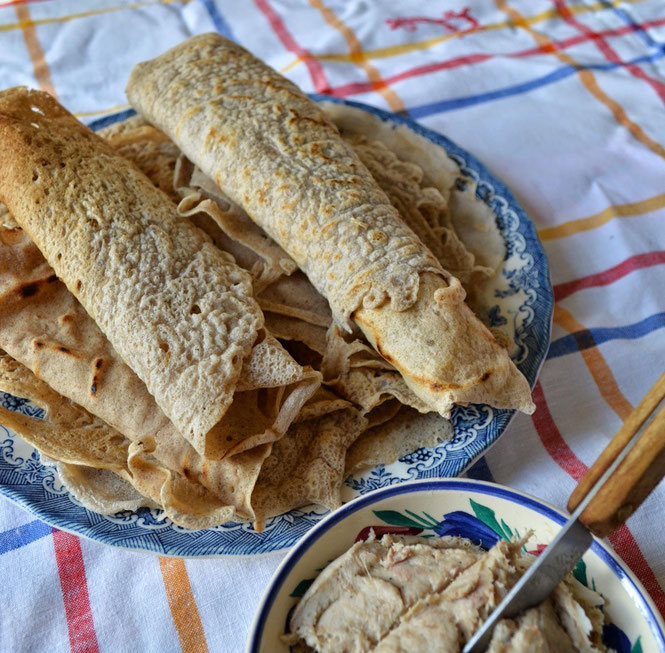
[554,0,665,105]
[609,525,665,617]
[531,381,665,617]
[554,250,665,301]
[52,529,100,653]
[332,53,492,97]
[531,381,588,481]
[328,17,665,97]
[253,0,331,93]
[309,0,405,112]
[1,0,49,6]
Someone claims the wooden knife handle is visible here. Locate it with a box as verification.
[567,371,665,538]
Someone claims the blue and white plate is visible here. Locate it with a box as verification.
[248,479,665,653]
[0,98,552,556]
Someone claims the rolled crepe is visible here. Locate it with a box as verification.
[0,225,321,515]
[0,351,367,530]
[107,114,499,423]
[126,34,535,417]
[0,87,265,450]
[319,101,507,292]
[0,354,239,529]
[170,143,430,416]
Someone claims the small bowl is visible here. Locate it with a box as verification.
[247,478,665,653]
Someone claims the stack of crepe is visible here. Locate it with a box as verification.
[0,34,534,531]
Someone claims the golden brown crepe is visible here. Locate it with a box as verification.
[251,405,368,531]
[126,33,534,418]
[0,223,326,518]
[101,114,485,503]
[0,87,270,456]
[0,59,536,530]
[0,354,241,529]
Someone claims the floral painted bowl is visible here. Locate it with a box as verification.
[247,478,665,653]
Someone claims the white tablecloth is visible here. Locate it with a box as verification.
[1,1,664,651]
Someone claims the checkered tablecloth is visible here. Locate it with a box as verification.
[1,1,664,651]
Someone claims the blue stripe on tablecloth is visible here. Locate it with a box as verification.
[407,48,665,118]
[547,311,665,360]
[0,519,52,555]
[602,0,663,49]
[200,0,236,41]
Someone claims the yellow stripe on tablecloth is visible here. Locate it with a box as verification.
[159,557,209,653]
[553,305,633,420]
[0,0,189,33]
[495,0,665,161]
[307,0,645,64]
[308,0,405,112]
[540,192,665,241]
[280,58,301,74]
[15,4,56,97]
[74,103,131,118]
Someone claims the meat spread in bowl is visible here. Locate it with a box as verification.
[285,532,607,652]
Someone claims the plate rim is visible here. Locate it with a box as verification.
[246,477,665,652]
[1,96,553,556]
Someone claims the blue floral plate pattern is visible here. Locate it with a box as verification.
[0,98,552,556]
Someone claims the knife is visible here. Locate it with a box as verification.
[464,371,665,653]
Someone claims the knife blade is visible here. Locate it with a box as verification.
[464,379,665,653]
